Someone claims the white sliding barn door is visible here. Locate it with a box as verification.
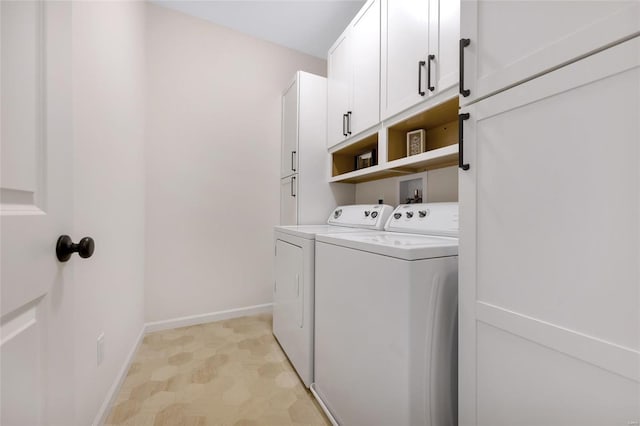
[1,1,75,424]
[459,36,640,426]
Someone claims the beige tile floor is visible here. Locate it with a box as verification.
[105,314,329,426]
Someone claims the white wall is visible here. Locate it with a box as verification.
[145,4,327,323]
[355,166,459,206]
[72,2,146,424]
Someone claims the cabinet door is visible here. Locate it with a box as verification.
[460,0,639,105]
[327,33,351,149]
[280,175,298,225]
[380,0,430,120]
[429,0,459,93]
[281,76,298,178]
[459,37,640,426]
[350,0,380,136]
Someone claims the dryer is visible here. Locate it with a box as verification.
[312,203,459,426]
[273,204,393,387]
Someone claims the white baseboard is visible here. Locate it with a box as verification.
[144,303,273,333]
[93,325,145,426]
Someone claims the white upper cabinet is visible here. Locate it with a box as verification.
[459,0,640,105]
[380,0,430,120]
[429,0,460,93]
[349,0,381,137]
[327,34,351,149]
[381,0,460,120]
[281,78,298,178]
[327,0,380,149]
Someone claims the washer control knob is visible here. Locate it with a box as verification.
[394,213,402,220]
[406,212,414,219]
[364,211,370,217]
[371,211,378,219]
[418,210,427,218]
[334,209,342,219]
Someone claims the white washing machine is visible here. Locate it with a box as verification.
[273,204,393,387]
[312,203,459,426]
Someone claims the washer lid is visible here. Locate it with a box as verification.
[316,231,458,260]
[274,225,375,240]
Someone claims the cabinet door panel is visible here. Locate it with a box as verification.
[381,0,429,120]
[350,0,380,136]
[429,0,459,93]
[460,0,640,105]
[281,77,298,178]
[327,34,350,149]
[280,175,297,225]
[459,37,640,426]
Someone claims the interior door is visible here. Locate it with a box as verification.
[281,76,298,179]
[460,0,639,105]
[349,0,380,136]
[1,1,75,425]
[380,0,429,120]
[327,33,350,149]
[280,175,298,225]
[458,36,640,426]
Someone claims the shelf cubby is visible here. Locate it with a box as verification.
[387,96,459,163]
[331,132,379,177]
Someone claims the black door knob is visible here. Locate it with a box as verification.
[56,235,95,262]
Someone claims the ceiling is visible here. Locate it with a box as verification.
[151,1,366,59]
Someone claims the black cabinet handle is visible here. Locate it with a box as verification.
[291,150,296,172]
[56,235,95,262]
[290,176,296,197]
[342,113,348,137]
[347,111,352,135]
[460,38,471,97]
[418,60,426,96]
[458,113,470,170]
[427,54,435,92]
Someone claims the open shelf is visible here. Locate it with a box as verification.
[329,144,458,183]
[387,96,459,162]
[386,144,458,171]
[329,96,460,184]
[331,132,379,177]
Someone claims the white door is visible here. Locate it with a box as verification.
[1,1,76,425]
[280,175,298,225]
[281,75,298,179]
[349,0,380,136]
[458,36,640,426]
[380,0,430,120]
[460,0,639,105]
[428,0,459,94]
[327,33,350,149]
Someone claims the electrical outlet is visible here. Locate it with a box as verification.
[97,333,105,366]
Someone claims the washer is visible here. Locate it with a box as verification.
[312,203,459,426]
[273,204,393,387]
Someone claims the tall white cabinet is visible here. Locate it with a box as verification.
[458,5,640,425]
[280,71,354,225]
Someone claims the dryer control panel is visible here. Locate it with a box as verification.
[385,203,459,237]
[327,204,394,230]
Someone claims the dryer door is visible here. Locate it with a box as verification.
[274,240,304,347]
